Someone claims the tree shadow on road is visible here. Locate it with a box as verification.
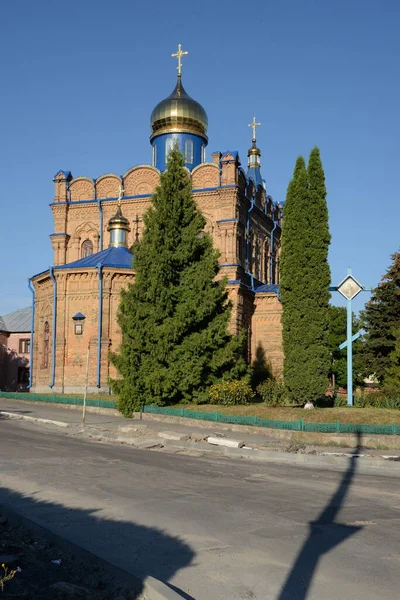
[0,486,195,599]
[277,431,364,600]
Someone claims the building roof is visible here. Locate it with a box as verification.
[254,283,280,295]
[0,306,32,333]
[55,246,133,270]
[221,151,239,162]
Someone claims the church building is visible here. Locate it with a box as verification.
[29,46,283,394]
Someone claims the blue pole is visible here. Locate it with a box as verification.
[245,200,255,290]
[27,278,35,389]
[49,267,57,388]
[96,265,103,388]
[269,220,277,285]
[347,268,353,406]
[97,197,103,252]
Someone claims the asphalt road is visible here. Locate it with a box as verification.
[0,418,399,600]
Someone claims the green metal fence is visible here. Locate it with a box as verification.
[142,404,400,435]
[0,391,116,409]
[0,392,399,435]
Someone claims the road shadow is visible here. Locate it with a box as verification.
[277,432,364,600]
[0,487,195,599]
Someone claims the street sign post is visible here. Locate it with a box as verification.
[330,269,369,406]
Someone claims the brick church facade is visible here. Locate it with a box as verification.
[30,47,283,394]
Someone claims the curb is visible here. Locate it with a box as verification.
[2,397,400,450]
[160,438,400,476]
[0,503,187,600]
[3,409,400,477]
[144,577,187,600]
[86,428,400,477]
[0,411,69,428]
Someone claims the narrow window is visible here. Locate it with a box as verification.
[152,144,157,167]
[81,239,93,258]
[202,145,206,163]
[165,138,174,161]
[19,338,30,354]
[185,139,194,164]
[43,321,49,368]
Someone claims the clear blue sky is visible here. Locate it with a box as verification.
[1,0,399,315]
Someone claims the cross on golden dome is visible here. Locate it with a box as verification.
[171,44,188,76]
[248,116,261,141]
[116,182,124,207]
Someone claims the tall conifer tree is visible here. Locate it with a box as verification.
[361,251,400,383]
[110,149,248,415]
[280,148,331,403]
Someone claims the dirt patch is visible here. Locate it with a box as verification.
[0,514,144,599]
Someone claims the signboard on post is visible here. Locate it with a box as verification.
[330,269,369,406]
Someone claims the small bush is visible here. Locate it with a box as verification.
[257,379,288,406]
[334,391,400,409]
[355,391,400,409]
[334,395,348,407]
[208,381,255,405]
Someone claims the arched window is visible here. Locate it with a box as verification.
[43,321,49,368]
[165,138,174,161]
[202,145,206,163]
[81,239,93,258]
[152,144,157,167]
[185,139,194,164]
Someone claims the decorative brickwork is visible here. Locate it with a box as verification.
[252,293,283,376]
[123,166,160,196]
[69,177,95,201]
[95,174,121,199]
[31,154,283,394]
[191,163,219,189]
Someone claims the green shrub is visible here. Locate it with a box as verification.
[334,392,400,409]
[208,381,255,405]
[334,395,347,407]
[257,379,288,406]
[355,392,400,409]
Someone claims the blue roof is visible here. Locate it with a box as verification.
[247,166,264,187]
[254,283,280,295]
[221,151,239,161]
[55,246,133,270]
[53,169,72,180]
[72,312,86,320]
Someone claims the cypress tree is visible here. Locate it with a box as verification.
[110,149,248,416]
[280,148,331,403]
[361,251,400,383]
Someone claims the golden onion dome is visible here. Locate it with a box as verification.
[107,205,129,230]
[150,76,208,142]
[248,142,261,157]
